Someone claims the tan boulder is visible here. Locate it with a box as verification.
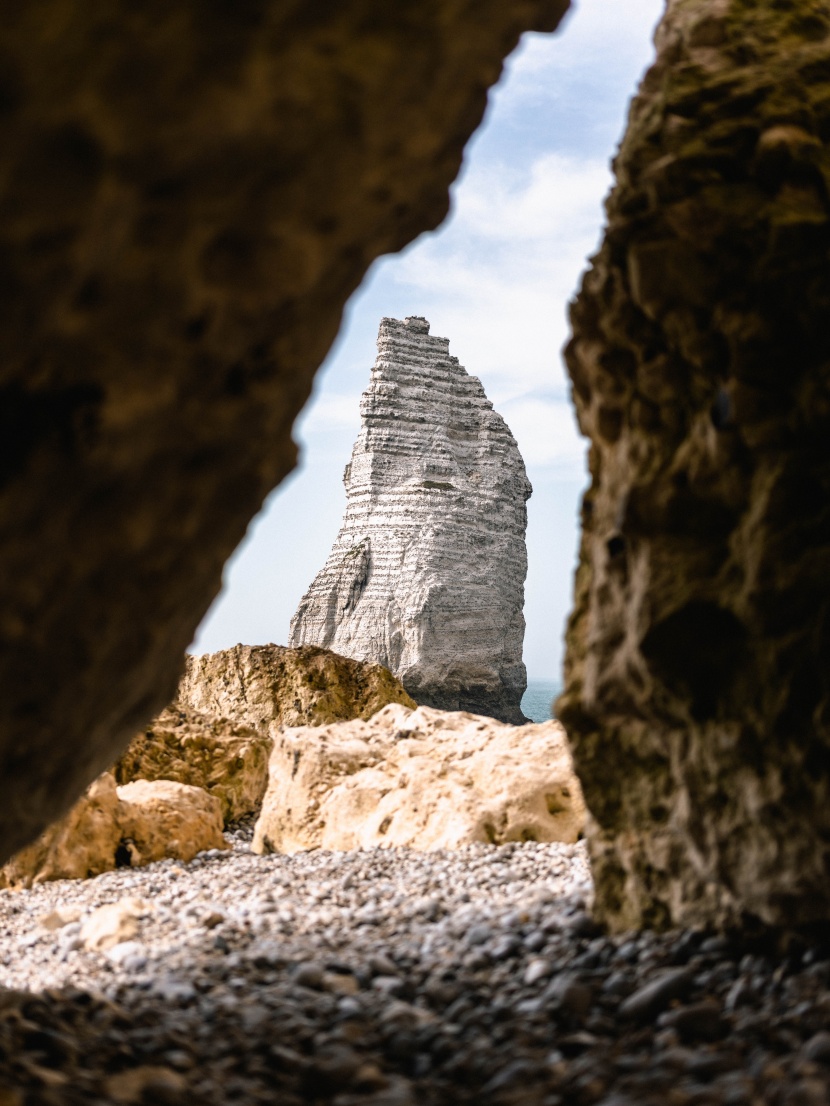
[177,644,416,737]
[1,773,123,888]
[252,704,585,854]
[114,707,271,824]
[105,1066,188,1105]
[2,775,227,887]
[117,780,227,866]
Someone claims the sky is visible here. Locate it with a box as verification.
[192,0,665,681]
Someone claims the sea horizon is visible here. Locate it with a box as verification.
[521,677,561,724]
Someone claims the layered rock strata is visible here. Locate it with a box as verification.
[289,317,532,723]
[176,644,415,736]
[0,0,568,864]
[560,0,830,930]
[252,703,585,854]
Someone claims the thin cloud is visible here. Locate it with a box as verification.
[499,395,586,473]
[503,0,662,90]
[297,392,361,432]
[379,150,611,440]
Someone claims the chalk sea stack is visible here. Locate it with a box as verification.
[290,316,532,724]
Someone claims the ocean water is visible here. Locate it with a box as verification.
[521,679,562,723]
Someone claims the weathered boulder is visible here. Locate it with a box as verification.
[1,774,227,887]
[252,703,584,854]
[560,0,830,930]
[114,707,271,824]
[289,317,533,723]
[117,780,227,866]
[177,644,416,736]
[1,773,123,888]
[0,0,568,864]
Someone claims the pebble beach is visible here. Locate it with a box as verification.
[0,827,827,1104]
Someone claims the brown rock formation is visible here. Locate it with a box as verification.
[114,707,271,824]
[177,644,416,736]
[252,703,585,855]
[0,0,568,864]
[560,0,830,930]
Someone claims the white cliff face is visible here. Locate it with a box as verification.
[289,316,532,723]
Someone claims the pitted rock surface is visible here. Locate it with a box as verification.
[0,0,568,865]
[252,703,585,855]
[290,316,533,723]
[114,707,271,824]
[560,0,830,931]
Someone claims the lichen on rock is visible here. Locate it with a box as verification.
[289,316,533,724]
[176,644,416,736]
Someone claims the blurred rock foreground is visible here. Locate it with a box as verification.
[561,0,830,931]
[0,0,568,867]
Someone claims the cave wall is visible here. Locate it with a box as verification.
[560,0,830,931]
[0,0,569,862]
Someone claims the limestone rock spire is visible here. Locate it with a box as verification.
[289,316,532,723]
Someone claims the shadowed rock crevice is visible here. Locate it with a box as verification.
[639,601,748,721]
[0,0,569,863]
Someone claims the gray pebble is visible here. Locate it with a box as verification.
[619,967,694,1021]
[523,957,551,986]
[803,1031,830,1064]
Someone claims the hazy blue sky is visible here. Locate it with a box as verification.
[193,0,665,680]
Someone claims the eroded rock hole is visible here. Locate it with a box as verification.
[640,601,748,720]
[114,841,133,868]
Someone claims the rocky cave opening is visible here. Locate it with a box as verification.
[1,0,830,1102]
